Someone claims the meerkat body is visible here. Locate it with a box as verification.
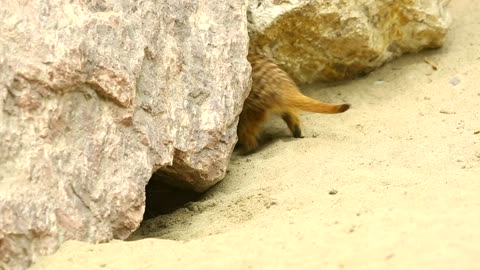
[237,53,350,154]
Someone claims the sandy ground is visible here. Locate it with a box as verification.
[30,2,480,270]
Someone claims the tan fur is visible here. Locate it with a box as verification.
[237,53,350,154]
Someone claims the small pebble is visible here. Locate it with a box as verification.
[385,253,395,260]
[449,76,461,86]
[329,189,338,195]
[439,110,456,114]
[265,201,277,209]
[474,130,480,135]
[206,200,217,207]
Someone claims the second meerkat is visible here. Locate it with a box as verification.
[237,53,350,154]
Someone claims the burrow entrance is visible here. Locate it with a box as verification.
[143,172,202,220]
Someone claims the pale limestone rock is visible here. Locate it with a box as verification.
[248,0,451,83]
[0,0,250,269]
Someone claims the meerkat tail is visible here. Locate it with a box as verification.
[285,92,350,114]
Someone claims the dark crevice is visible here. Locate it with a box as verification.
[143,173,202,220]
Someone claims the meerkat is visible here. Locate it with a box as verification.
[237,53,350,154]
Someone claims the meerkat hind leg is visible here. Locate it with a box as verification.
[281,111,303,138]
[237,109,267,154]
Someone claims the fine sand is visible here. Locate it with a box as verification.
[31,2,480,270]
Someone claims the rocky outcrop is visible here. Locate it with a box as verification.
[0,0,250,269]
[248,0,451,83]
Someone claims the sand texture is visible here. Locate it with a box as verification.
[30,1,480,270]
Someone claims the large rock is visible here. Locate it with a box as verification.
[248,0,451,83]
[0,0,250,269]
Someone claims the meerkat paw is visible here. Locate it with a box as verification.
[240,141,258,155]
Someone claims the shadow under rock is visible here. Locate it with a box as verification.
[142,173,203,220]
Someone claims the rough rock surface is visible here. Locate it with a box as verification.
[248,0,451,83]
[0,0,250,269]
